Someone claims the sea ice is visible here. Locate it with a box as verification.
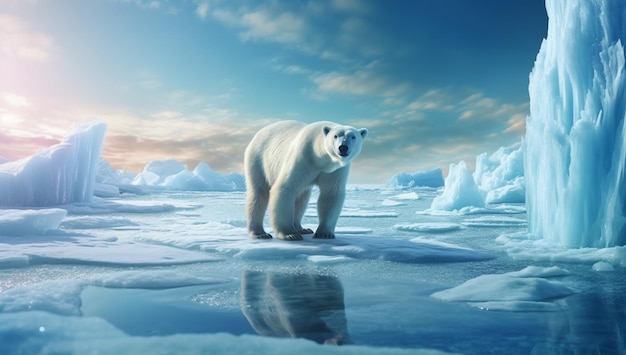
[393,223,461,233]
[0,209,67,235]
[0,121,106,207]
[389,192,420,200]
[462,216,527,228]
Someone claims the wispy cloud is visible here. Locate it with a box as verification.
[312,61,410,97]
[0,13,58,61]
[3,93,30,108]
[196,2,209,19]
[345,88,529,182]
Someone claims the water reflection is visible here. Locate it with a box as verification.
[533,291,626,354]
[240,270,349,345]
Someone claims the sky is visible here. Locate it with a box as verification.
[0,0,547,184]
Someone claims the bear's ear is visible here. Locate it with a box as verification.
[323,126,332,136]
[358,128,368,139]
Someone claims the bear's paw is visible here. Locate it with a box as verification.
[277,233,304,241]
[251,233,273,239]
[313,231,336,239]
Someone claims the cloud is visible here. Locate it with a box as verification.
[196,2,209,19]
[0,14,58,62]
[206,1,389,62]
[312,61,410,97]
[344,89,529,183]
[3,93,30,108]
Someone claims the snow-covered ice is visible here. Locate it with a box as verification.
[0,209,67,235]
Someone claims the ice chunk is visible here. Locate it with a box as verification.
[430,161,484,211]
[387,167,444,188]
[389,192,420,200]
[0,121,106,207]
[432,266,575,306]
[60,216,139,229]
[90,270,229,289]
[462,216,527,228]
[394,223,461,233]
[592,261,615,272]
[0,280,83,316]
[471,301,561,312]
[94,183,120,198]
[0,209,67,235]
[306,255,355,264]
[473,144,525,204]
[525,0,626,247]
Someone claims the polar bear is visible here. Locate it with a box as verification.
[244,120,368,241]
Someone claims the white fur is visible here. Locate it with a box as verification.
[244,120,367,241]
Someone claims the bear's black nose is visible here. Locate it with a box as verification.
[339,145,348,156]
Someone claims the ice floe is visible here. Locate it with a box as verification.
[432,266,574,312]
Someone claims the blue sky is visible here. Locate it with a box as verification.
[0,0,547,183]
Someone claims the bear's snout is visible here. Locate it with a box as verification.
[338,144,349,156]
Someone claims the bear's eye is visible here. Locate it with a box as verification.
[351,136,356,140]
[334,135,338,139]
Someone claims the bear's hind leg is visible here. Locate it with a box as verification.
[246,186,272,239]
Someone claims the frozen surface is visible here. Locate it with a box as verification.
[0,121,106,207]
[1,187,626,353]
[387,168,444,188]
[525,0,626,247]
[0,209,67,235]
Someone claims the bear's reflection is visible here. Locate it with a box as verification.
[240,270,349,345]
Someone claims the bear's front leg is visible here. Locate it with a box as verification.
[314,185,346,240]
[269,183,303,241]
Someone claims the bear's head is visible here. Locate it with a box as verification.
[322,125,368,165]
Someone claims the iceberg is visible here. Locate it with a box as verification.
[473,144,525,204]
[387,167,444,188]
[525,0,626,247]
[0,121,106,207]
[131,160,245,191]
[430,161,484,211]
